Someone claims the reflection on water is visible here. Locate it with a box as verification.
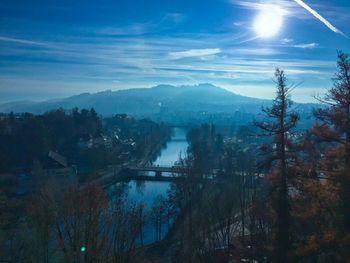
[151,127,188,166]
[109,127,188,244]
[127,180,170,207]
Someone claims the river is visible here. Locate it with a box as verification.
[108,127,188,244]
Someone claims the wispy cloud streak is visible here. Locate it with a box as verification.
[169,48,221,59]
[0,36,47,46]
[293,0,347,37]
[292,43,318,49]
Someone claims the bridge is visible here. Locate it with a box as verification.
[123,165,188,181]
[127,165,187,174]
[107,164,221,183]
[106,164,189,182]
[105,165,260,185]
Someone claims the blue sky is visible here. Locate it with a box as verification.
[0,0,349,103]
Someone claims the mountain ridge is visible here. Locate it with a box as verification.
[0,83,318,126]
[0,83,266,112]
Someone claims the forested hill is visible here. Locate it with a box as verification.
[0,84,318,125]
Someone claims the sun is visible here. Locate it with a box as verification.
[254,5,284,38]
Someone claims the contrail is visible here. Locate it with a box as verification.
[293,0,347,37]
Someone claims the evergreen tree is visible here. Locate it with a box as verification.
[255,69,299,263]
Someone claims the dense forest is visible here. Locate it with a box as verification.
[0,109,169,174]
[0,52,350,263]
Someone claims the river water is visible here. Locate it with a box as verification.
[127,127,187,204]
[109,127,188,244]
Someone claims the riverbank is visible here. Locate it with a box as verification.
[107,127,189,245]
[137,132,171,166]
[79,128,173,189]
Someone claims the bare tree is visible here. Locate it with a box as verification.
[53,183,110,263]
[314,51,350,259]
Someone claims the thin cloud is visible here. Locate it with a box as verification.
[234,0,296,11]
[91,13,185,36]
[281,38,294,44]
[227,48,280,56]
[293,0,347,37]
[0,36,46,46]
[292,43,318,49]
[233,21,245,27]
[233,0,305,18]
[169,48,221,59]
[237,36,260,44]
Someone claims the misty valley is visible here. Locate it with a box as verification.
[1,0,350,262]
[1,54,350,262]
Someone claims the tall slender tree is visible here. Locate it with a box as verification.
[314,51,350,259]
[255,69,299,263]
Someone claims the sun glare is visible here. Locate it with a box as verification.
[254,5,284,38]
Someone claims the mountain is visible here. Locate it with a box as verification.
[0,84,317,126]
[0,84,265,113]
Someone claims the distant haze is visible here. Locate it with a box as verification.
[1,0,349,104]
[0,83,318,127]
